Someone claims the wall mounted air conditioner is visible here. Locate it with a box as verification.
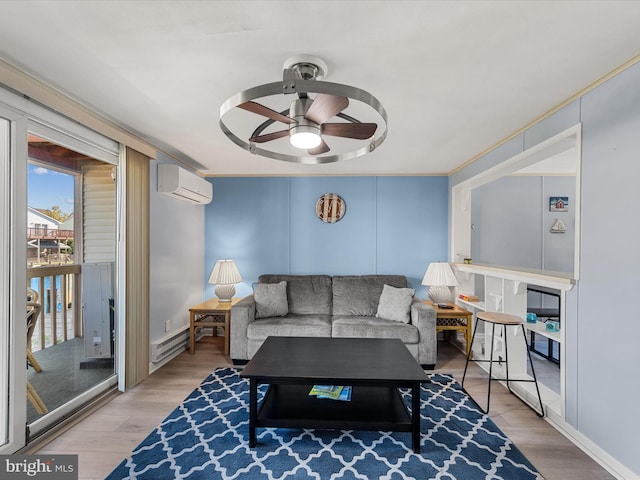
[157,164,213,205]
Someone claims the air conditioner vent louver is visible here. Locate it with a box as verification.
[157,164,212,205]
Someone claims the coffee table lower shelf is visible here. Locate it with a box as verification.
[251,383,415,447]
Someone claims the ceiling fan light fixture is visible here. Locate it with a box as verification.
[219,55,388,164]
[290,124,321,149]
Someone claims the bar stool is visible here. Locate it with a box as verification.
[462,312,544,417]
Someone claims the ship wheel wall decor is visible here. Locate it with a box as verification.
[316,193,346,223]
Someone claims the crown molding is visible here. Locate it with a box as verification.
[0,57,156,159]
[449,53,640,176]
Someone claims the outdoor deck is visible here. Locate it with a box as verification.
[26,264,114,423]
[27,336,114,423]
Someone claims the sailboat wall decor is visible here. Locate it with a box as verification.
[550,218,566,234]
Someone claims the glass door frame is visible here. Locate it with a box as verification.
[0,103,28,454]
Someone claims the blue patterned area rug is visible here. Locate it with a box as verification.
[106,368,543,480]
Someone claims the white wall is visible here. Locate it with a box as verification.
[149,154,205,347]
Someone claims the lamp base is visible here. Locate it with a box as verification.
[428,286,452,304]
[214,284,236,302]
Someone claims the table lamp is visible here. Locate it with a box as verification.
[422,262,458,304]
[208,259,242,302]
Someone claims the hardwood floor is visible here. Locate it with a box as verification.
[32,337,614,480]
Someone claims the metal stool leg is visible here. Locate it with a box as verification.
[462,316,491,414]
[463,317,494,415]
[521,324,545,417]
[504,324,512,394]
[483,322,497,414]
[462,316,480,388]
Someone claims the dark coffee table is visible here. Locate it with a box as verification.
[240,336,430,453]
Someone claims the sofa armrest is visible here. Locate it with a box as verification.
[230,295,256,361]
[410,301,437,366]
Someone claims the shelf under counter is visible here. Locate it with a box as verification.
[456,299,486,311]
[524,320,561,343]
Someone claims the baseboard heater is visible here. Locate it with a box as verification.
[151,325,205,364]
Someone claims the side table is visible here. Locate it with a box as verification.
[189,298,240,355]
[424,301,473,357]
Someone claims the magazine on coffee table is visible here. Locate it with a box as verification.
[309,385,352,401]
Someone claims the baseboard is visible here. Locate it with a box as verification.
[149,347,184,374]
[483,375,635,478]
[545,416,637,480]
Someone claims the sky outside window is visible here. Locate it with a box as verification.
[28,164,74,214]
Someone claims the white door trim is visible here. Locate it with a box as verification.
[0,103,28,454]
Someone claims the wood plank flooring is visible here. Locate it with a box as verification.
[32,337,614,480]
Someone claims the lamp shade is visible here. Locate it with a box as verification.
[208,260,242,302]
[209,260,242,285]
[422,262,458,287]
[422,262,458,304]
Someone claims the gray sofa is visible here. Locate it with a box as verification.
[230,274,437,368]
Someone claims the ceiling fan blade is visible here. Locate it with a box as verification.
[304,94,349,124]
[249,130,289,143]
[307,140,330,155]
[322,122,377,139]
[238,101,293,124]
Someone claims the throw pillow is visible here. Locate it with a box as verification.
[254,281,288,319]
[376,284,415,323]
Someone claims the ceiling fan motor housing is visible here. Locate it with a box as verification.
[289,98,321,148]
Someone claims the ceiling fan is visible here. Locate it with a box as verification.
[238,93,377,155]
[219,55,388,164]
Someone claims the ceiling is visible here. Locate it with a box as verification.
[1,1,640,176]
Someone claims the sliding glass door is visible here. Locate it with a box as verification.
[26,135,118,427]
[25,126,119,439]
[0,92,122,450]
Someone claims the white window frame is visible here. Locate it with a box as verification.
[0,103,28,453]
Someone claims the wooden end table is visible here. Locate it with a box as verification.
[189,298,240,355]
[425,301,473,357]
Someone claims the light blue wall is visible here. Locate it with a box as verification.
[452,62,640,476]
[471,176,542,270]
[542,176,576,273]
[470,175,575,274]
[289,177,376,274]
[577,62,640,472]
[204,176,448,299]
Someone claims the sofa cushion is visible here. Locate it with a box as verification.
[332,275,408,316]
[332,316,420,344]
[259,275,332,315]
[254,281,288,319]
[247,314,332,340]
[376,284,415,323]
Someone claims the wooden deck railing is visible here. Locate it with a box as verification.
[27,228,74,240]
[27,264,81,351]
